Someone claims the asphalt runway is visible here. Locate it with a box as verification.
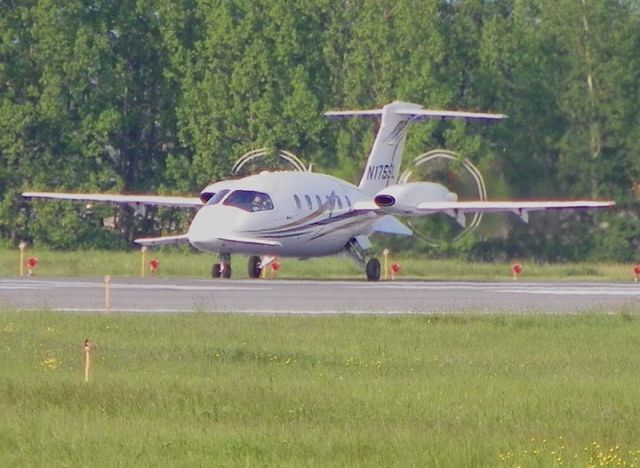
[0,276,639,314]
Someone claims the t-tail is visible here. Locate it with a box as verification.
[325,101,506,196]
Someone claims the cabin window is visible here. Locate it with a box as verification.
[304,195,313,210]
[206,189,230,205]
[345,195,352,208]
[315,195,323,208]
[223,190,274,212]
[293,194,302,209]
[336,197,343,210]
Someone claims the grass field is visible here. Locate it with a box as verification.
[1,247,637,281]
[2,310,640,466]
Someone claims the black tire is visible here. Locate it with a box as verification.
[366,258,381,281]
[212,263,222,278]
[222,264,232,279]
[248,256,262,279]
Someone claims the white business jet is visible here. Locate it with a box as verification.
[23,101,614,280]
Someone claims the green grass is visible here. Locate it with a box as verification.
[1,247,637,281]
[2,310,640,466]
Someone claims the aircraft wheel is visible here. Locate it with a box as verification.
[222,264,232,279]
[248,256,262,279]
[212,263,222,278]
[366,258,381,281]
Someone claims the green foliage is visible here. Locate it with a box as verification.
[1,0,639,259]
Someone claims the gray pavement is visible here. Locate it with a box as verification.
[0,277,639,314]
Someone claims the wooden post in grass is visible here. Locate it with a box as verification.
[84,338,95,383]
[383,249,389,280]
[140,246,147,278]
[18,241,26,277]
[104,275,111,312]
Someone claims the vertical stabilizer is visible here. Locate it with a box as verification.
[325,101,506,197]
[357,102,422,195]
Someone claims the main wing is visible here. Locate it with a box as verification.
[415,200,615,223]
[23,191,203,247]
[354,199,615,224]
[22,192,203,209]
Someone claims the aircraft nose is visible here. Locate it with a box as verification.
[187,206,225,249]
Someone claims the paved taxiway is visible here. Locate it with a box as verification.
[0,277,638,313]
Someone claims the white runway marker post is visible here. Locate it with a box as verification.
[104,275,111,312]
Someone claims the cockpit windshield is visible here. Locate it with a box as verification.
[206,189,230,205]
[223,190,274,212]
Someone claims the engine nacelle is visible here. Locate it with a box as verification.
[373,182,457,214]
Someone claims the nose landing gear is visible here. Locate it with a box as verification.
[212,253,232,279]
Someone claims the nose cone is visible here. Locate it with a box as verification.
[187,210,214,250]
[187,205,235,250]
[446,191,458,202]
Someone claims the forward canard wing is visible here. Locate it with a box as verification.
[134,235,191,246]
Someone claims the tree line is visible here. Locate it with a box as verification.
[1,0,638,260]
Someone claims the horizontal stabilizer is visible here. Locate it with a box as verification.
[397,108,506,122]
[23,192,202,209]
[325,104,505,122]
[324,109,383,119]
[134,235,190,246]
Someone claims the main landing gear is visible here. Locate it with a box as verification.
[365,258,381,282]
[344,238,381,281]
[248,256,262,279]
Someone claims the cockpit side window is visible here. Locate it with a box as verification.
[206,189,230,205]
[200,192,215,204]
[223,190,274,212]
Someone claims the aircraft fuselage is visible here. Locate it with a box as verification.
[187,171,377,257]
